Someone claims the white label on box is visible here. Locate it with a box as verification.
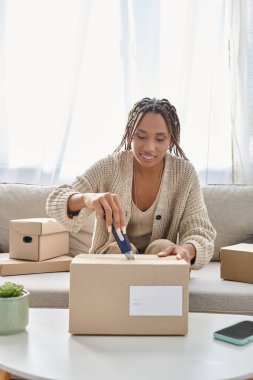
[129,286,183,316]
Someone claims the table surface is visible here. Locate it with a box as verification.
[0,309,253,380]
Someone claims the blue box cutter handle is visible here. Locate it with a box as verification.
[111,223,135,260]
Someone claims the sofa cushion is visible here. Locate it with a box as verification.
[1,183,253,262]
[202,185,253,261]
[1,262,252,315]
[190,262,253,315]
[242,236,253,244]
[0,183,94,255]
[0,183,51,253]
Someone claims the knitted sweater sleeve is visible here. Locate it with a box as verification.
[46,155,114,232]
[178,162,216,270]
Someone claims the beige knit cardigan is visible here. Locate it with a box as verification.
[46,151,216,270]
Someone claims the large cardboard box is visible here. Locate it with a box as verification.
[220,243,253,283]
[9,218,69,261]
[0,253,72,276]
[69,254,189,335]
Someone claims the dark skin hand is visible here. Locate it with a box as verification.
[157,243,196,265]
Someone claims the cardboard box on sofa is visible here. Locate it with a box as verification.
[220,243,253,283]
[69,254,189,336]
[9,218,69,261]
[0,253,72,276]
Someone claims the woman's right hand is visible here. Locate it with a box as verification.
[83,192,126,235]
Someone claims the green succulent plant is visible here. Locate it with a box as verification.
[0,282,24,298]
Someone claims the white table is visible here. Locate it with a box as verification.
[0,309,253,380]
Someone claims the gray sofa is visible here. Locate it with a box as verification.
[0,183,253,315]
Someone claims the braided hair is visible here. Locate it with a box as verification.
[114,97,188,160]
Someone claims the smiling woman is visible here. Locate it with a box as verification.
[46,97,216,270]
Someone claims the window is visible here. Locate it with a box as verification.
[0,0,252,185]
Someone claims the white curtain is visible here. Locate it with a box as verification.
[0,0,252,185]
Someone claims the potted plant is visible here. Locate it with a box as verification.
[0,282,29,335]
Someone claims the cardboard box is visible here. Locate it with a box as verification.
[0,253,72,276]
[69,254,189,335]
[9,218,69,261]
[220,243,253,283]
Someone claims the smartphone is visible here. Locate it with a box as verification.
[214,320,253,346]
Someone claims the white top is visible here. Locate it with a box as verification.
[0,309,253,380]
[127,196,159,252]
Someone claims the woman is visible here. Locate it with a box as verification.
[46,97,216,270]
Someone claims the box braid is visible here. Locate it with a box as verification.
[114,97,188,160]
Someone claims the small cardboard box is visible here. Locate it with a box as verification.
[0,253,72,276]
[220,243,253,283]
[9,218,69,261]
[69,254,189,335]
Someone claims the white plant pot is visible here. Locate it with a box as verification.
[0,290,30,335]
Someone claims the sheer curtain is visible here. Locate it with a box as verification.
[0,0,252,185]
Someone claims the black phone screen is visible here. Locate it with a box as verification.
[215,321,253,339]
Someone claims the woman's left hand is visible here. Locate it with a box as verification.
[157,243,196,265]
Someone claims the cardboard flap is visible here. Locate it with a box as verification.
[71,253,188,267]
[10,218,67,236]
[220,243,253,254]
